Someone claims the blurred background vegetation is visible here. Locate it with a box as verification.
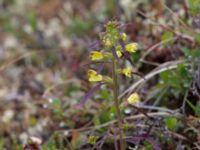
[0,0,200,149]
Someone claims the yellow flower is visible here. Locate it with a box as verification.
[90,51,103,61]
[87,135,98,145]
[127,93,140,105]
[116,45,122,51]
[125,43,138,53]
[121,33,127,41]
[88,69,103,82]
[103,38,112,47]
[116,50,122,58]
[122,67,132,78]
[115,45,123,58]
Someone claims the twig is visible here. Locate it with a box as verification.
[181,84,191,114]
[167,130,188,141]
[139,59,160,67]
[136,104,180,114]
[60,112,182,134]
[0,52,35,72]
[0,49,58,72]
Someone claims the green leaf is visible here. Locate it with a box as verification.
[26,11,37,30]
[142,141,153,150]
[188,0,200,15]
[51,98,63,118]
[195,33,200,44]
[52,98,61,106]
[160,71,170,82]
[93,115,101,126]
[87,135,98,145]
[99,89,111,101]
[0,138,5,149]
[187,100,200,117]
[161,31,173,45]
[181,47,191,57]
[195,105,200,117]
[164,117,178,131]
[177,64,188,77]
[192,49,200,59]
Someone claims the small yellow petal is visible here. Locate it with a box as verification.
[116,50,122,58]
[90,51,103,61]
[121,33,127,41]
[103,38,112,47]
[88,69,103,82]
[125,43,138,53]
[87,136,98,145]
[122,67,132,78]
[127,93,140,105]
[115,45,122,58]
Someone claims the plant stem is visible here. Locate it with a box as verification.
[111,57,125,150]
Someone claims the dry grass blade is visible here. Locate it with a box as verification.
[120,60,186,98]
[59,112,182,133]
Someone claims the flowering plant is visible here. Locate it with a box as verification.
[82,21,141,150]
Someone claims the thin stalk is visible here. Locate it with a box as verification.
[111,57,125,150]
